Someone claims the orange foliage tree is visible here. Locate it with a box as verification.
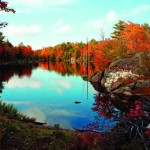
[92,40,116,70]
[121,22,150,52]
[41,48,50,59]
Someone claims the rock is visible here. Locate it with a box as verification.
[74,101,81,104]
[82,75,91,81]
[90,52,150,95]
[100,77,105,87]
[134,80,150,88]
[124,86,131,91]
[132,79,150,95]
[91,71,104,83]
[111,82,122,91]
[90,82,106,93]
[103,52,150,95]
[123,91,132,96]
[128,82,136,89]
[106,51,150,76]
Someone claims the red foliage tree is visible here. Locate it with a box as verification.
[0,0,15,28]
[121,22,150,52]
[23,45,33,59]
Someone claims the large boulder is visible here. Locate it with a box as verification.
[105,51,150,76]
[91,52,150,95]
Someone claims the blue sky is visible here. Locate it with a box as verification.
[1,0,150,49]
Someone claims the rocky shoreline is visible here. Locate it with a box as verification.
[90,51,150,96]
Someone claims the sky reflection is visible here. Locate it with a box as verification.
[1,67,98,129]
[5,76,42,89]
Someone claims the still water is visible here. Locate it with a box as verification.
[0,62,113,130]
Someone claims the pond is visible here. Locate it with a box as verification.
[0,62,114,130]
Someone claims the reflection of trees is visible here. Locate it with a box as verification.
[39,61,101,76]
[92,93,117,119]
[0,64,38,82]
[0,81,4,95]
[0,64,38,96]
[110,97,150,150]
[83,82,150,149]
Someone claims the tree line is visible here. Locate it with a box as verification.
[0,1,150,67]
[0,21,150,64]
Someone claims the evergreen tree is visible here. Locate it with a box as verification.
[141,23,150,32]
[0,32,5,45]
[5,39,13,47]
[111,20,125,39]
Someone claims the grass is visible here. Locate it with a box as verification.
[0,100,35,122]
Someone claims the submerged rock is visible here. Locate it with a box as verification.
[74,101,81,104]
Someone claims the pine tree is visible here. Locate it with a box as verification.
[111,20,125,39]
[141,23,150,32]
[0,32,5,45]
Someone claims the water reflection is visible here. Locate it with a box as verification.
[82,82,150,149]
[39,61,97,76]
[0,62,149,148]
[0,62,99,130]
[6,77,42,89]
[0,64,38,82]
[0,82,4,95]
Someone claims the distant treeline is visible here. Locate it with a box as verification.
[0,21,150,67]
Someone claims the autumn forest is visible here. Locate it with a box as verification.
[1,21,150,70]
[0,1,150,150]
